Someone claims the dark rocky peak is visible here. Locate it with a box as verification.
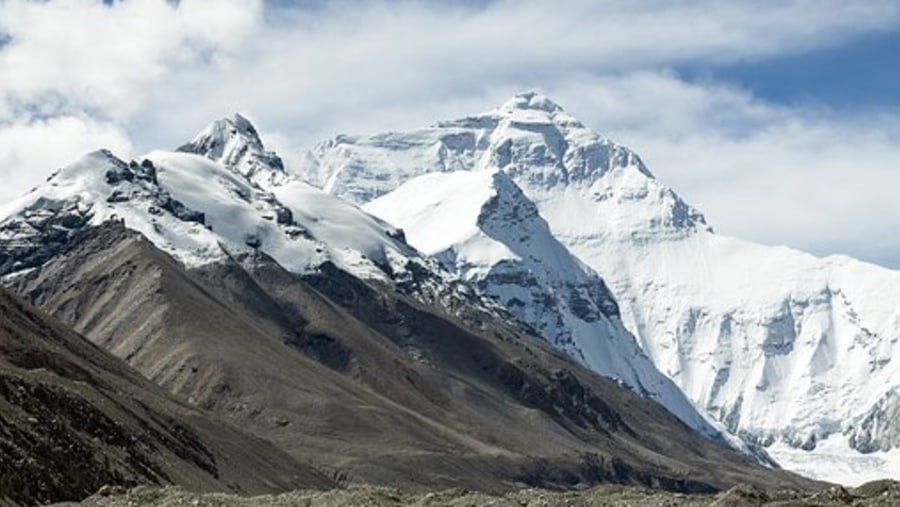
[178,114,287,187]
[179,113,263,157]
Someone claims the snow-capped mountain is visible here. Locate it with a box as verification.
[365,168,719,439]
[0,115,502,327]
[2,115,561,397]
[0,111,739,451]
[0,114,814,494]
[0,148,402,281]
[298,91,900,483]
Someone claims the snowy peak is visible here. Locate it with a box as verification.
[184,113,264,155]
[179,113,264,161]
[0,150,222,275]
[489,91,589,135]
[300,94,709,239]
[178,113,287,188]
[480,94,663,192]
[364,170,554,274]
[0,145,415,282]
[497,91,566,115]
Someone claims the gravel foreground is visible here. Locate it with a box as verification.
[50,480,900,507]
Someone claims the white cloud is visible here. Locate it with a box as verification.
[4,0,893,141]
[0,0,899,266]
[0,116,133,198]
[0,0,261,119]
[128,0,900,145]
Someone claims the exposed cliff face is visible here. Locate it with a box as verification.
[0,285,330,506]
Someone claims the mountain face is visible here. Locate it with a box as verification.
[297,91,900,484]
[0,286,329,506]
[364,169,720,441]
[182,114,732,448]
[0,116,817,494]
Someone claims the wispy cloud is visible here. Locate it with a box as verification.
[1,0,899,265]
[552,72,900,264]
[0,0,260,118]
[0,115,132,196]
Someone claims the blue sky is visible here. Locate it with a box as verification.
[692,28,900,111]
[0,0,899,267]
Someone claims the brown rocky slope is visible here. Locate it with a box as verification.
[5,223,819,495]
[0,286,332,506]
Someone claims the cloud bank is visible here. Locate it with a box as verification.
[1,0,899,265]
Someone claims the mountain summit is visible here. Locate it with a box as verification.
[497,91,566,114]
[179,113,288,187]
[301,93,706,237]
